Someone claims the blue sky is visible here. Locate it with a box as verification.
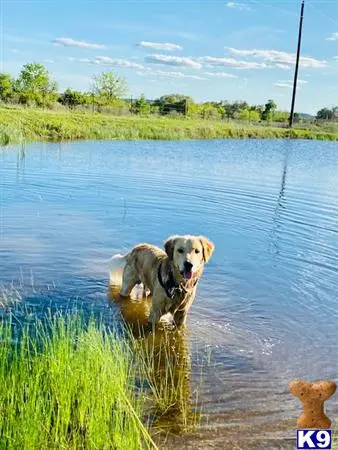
[1,0,338,114]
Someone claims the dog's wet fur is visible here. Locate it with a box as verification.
[109,235,214,327]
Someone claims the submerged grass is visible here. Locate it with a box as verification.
[1,107,337,145]
[130,325,202,436]
[0,313,157,450]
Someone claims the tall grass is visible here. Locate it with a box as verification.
[0,286,22,310]
[0,313,157,450]
[0,306,205,449]
[1,107,337,145]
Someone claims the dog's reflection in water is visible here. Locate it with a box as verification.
[108,283,199,434]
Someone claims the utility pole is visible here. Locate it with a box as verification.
[289,0,305,128]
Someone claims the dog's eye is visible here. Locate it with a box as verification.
[194,249,200,254]
[177,248,184,254]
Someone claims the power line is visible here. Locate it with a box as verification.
[307,1,338,26]
[249,0,299,16]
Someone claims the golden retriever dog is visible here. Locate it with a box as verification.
[109,235,214,327]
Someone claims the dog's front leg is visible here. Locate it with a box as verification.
[148,291,167,327]
[173,310,188,327]
[148,306,163,327]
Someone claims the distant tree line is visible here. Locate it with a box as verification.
[0,62,337,124]
[315,106,338,121]
[0,63,128,110]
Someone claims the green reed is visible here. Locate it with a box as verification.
[0,312,157,450]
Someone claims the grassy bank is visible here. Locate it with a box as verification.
[1,106,338,145]
[0,314,157,450]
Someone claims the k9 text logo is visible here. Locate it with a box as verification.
[296,429,332,449]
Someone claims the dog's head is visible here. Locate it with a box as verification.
[164,235,214,280]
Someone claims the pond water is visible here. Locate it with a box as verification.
[1,139,338,448]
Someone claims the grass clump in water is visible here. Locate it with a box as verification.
[0,313,157,450]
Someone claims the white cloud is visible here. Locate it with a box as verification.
[274,79,308,89]
[275,63,292,70]
[52,37,106,49]
[226,2,251,11]
[274,82,293,89]
[68,57,75,61]
[145,54,202,69]
[138,40,183,51]
[225,47,327,68]
[94,56,144,69]
[79,56,144,69]
[11,48,18,53]
[326,32,338,41]
[294,79,308,84]
[136,69,205,80]
[203,71,238,78]
[200,56,269,69]
[45,59,55,64]
[334,56,338,61]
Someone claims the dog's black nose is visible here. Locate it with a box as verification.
[184,261,193,271]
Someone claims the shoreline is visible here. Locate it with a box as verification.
[1,107,337,145]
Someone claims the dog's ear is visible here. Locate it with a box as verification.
[164,236,177,260]
[199,236,215,263]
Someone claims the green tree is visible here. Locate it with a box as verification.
[236,108,260,122]
[59,88,86,109]
[133,94,151,116]
[261,99,277,121]
[156,94,193,104]
[186,101,199,118]
[221,101,232,119]
[150,104,160,115]
[155,94,192,115]
[316,107,337,121]
[292,112,301,124]
[91,71,128,104]
[199,102,221,119]
[251,104,264,118]
[16,62,57,106]
[221,100,249,119]
[273,110,289,123]
[249,108,261,122]
[0,73,15,102]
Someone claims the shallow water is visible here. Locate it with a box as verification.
[1,139,338,447]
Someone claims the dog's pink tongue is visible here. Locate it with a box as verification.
[184,271,192,280]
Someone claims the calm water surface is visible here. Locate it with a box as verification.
[1,139,337,448]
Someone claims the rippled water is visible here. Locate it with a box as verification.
[1,139,338,448]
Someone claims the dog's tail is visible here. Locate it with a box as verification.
[109,253,128,286]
